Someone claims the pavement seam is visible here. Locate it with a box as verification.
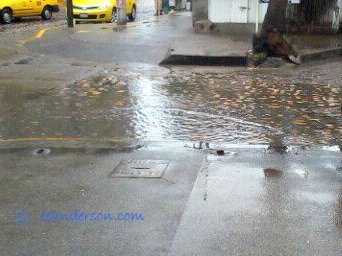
[167,155,209,255]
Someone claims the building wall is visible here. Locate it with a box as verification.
[193,0,341,33]
[248,1,268,23]
[208,0,268,23]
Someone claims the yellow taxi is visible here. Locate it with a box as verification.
[0,0,64,24]
[73,0,137,23]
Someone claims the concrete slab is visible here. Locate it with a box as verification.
[1,142,341,255]
[160,13,252,66]
[0,142,204,255]
[169,147,342,256]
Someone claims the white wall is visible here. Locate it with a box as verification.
[208,0,268,24]
[247,0,268,23]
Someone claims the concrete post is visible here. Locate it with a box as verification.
[117,0,127,25]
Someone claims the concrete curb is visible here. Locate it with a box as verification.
[300,46,342,63]
[0,138,142,150]
[160,53,248,66]
[160,46,342,67]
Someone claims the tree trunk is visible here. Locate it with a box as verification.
[254,0,298,63]
[261,0,288,36]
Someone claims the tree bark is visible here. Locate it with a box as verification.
[253,0,338,63]
[261,0,288,36]
[254,0,298,62]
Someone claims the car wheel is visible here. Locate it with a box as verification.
[41,6,53,20]
[0,8,12,24]
[128,5,136,22]
[110,8,117,23]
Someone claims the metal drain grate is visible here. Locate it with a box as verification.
[109,160,170,178]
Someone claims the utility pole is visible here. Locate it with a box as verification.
[66,0,74,27]
[117,0,127,25]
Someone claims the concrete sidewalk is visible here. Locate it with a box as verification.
[1,10,341,67]
[15,11,252,66]
[1,141,341,255]
[160,12,342,66]
[9,10,340,67]
[159,12,252,66]
[289,34,342,63]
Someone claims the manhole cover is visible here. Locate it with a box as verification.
[109,160,170,178]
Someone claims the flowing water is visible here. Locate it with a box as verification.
[0,67,341,146]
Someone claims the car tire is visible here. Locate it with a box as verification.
[128,5,136,22]
[0,8,12,24]
[41,6,53,20]
[109,8,117,23]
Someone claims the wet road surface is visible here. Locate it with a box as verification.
[0,2,155,33]
[1,142,341,255]
[1,4,341,256]
[0,64,340,146]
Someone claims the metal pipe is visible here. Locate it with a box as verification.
[255,0,260,33]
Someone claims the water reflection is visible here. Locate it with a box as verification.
[131,77,173,140]
[0,69,341,146]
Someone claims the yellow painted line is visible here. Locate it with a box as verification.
[35,28,46,38]
[18,17,155,42]
[18,24,64,45]
[0,137,128,142]
[75,30,91,33]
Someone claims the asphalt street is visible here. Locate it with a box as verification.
[0,4,341,256]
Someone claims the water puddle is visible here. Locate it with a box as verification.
[0,68,341,146]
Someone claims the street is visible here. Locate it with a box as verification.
[0,3,341,256]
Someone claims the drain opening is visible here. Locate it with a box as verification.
[32,148,51,156]
[263,168,283,178]
[216,150,225,156]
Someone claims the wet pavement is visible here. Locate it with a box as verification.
[0,4,342,256]
[0,63,341,147]
[1,9,339,148]
[20,11,253,65]
[170,146,342,256]
[0,2,155,33]
[0,143,341,255]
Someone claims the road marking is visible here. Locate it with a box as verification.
[75,30,91,33]
[36,28,46,38]
[18,24,64,45]
[18,16,155,43]
[0,137,128,142]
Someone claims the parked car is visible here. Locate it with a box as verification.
[0,0,64,24]
[72,0,137,23]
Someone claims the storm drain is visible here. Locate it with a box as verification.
[109,160,170,178]
[32,148,51,156]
